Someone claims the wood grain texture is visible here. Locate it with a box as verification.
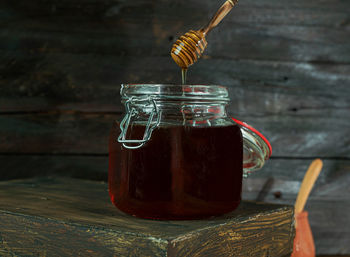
[294,159,323,214]
[168,211,293,257]
[1,0,350,113]
[0,154,108,181]
[1,111,349,157]
[0,177,294,257]
[0,0,349,254]
[0,213,168,257]
[0,0,349,62]
[0,156,349,254]
[1,55,350,113]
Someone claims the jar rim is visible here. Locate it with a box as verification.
[120,84,230,102]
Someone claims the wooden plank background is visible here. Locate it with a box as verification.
[0,0,349,255]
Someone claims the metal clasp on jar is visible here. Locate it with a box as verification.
[118,96,161,149]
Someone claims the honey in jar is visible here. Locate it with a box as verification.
[109,123,243,219]
[108,84,270,220]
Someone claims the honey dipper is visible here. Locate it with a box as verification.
[171,0,238,70]
[295,159,323,215]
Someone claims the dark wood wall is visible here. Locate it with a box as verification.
[1,0,349,255]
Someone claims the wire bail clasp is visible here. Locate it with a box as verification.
[118,96,161,149]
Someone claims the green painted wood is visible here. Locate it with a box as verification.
[0,177,294,257]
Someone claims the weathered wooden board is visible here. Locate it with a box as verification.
[1,112,349,157]
[0,156,349,255]
[0,154,108,181]
[1,54,350,113]
[1,0,350,114]
[0,112,114,154]
[1,0,349,62]
[0,177,294,257]
[1,0,348,113]
[2,0,350,25]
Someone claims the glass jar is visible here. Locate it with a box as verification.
[109,84,270,220]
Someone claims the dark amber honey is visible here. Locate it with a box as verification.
[109,123,243,220]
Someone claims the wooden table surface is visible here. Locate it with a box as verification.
[0,177,295,257]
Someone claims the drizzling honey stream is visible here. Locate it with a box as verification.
[171,0,238,84]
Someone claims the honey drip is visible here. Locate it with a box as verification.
[181,68,187,85]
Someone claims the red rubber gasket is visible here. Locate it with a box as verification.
[232,118,272,157]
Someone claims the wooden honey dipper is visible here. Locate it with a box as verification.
[171,0,238,74]
[295,159,323,216]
